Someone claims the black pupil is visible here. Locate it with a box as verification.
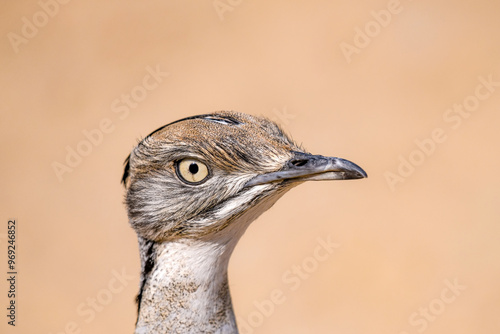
[189,163,199,174]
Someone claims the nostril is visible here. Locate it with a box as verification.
[291,159,308,167]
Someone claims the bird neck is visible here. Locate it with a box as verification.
[134,186,292,334]
[135,237,239,334]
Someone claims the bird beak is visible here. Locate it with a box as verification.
[245,152,367,187]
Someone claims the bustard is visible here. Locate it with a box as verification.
[122,111,366,333]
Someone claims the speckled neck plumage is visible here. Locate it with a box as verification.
[134,189,289,333]
[135,239,236,333]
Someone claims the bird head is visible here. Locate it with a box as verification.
[122,111,366,243]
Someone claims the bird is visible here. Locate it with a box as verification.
[122,111,367,333]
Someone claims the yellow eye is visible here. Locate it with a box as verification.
[176,159,210,184]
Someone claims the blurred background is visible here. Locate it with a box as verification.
[1,1,499,333]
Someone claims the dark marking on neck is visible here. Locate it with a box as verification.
[136,239,156,324]
[121,154,131,186]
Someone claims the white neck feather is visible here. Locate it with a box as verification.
[135,185,291,334]
[135,239,237,333]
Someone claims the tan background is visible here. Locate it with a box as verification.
[1,1,499,333]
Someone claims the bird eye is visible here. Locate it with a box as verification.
[176,159,210,184]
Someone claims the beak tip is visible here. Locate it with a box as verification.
[356,169,368,179]
[336,158,367,180]
[343,170,367,180]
